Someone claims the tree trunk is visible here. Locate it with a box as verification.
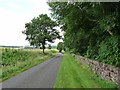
[42,39,46,54]
[43,48,45,53]
[42,43,45,53]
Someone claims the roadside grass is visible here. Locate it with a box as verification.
[54,54,117,88]
[0,49,58,82]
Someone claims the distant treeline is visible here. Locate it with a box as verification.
[0,46,22,48]
[0,45,57,49]
[0,46,34,49]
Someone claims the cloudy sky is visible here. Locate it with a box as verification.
[0,0,62,46]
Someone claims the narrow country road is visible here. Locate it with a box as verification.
[1,54,63,89]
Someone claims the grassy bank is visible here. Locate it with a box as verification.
[54,54,117,88]
[0,49,58,82]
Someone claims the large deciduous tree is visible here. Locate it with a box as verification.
[22,14,61,53]
[48,2,120,66]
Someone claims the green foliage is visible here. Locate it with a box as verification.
[48,2,120,67]
[2,49,29,66]
[57,42,64,52]
[48,44,52,49]
[97,37,120,67]
[23,14,61,53]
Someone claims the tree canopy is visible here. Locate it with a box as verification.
[23,14,61,53]
[48,2,120,67]
[57,42,64,52]
[48,44,52,49]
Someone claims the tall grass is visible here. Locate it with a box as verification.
[0,48,58,82]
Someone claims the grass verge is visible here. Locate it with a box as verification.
[0,49,58,82]
[54,53,117,88]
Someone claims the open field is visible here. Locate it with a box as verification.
[0,48,58,82]
[54,54,117,88]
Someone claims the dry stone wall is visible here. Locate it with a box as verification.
[75,55,120,87]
